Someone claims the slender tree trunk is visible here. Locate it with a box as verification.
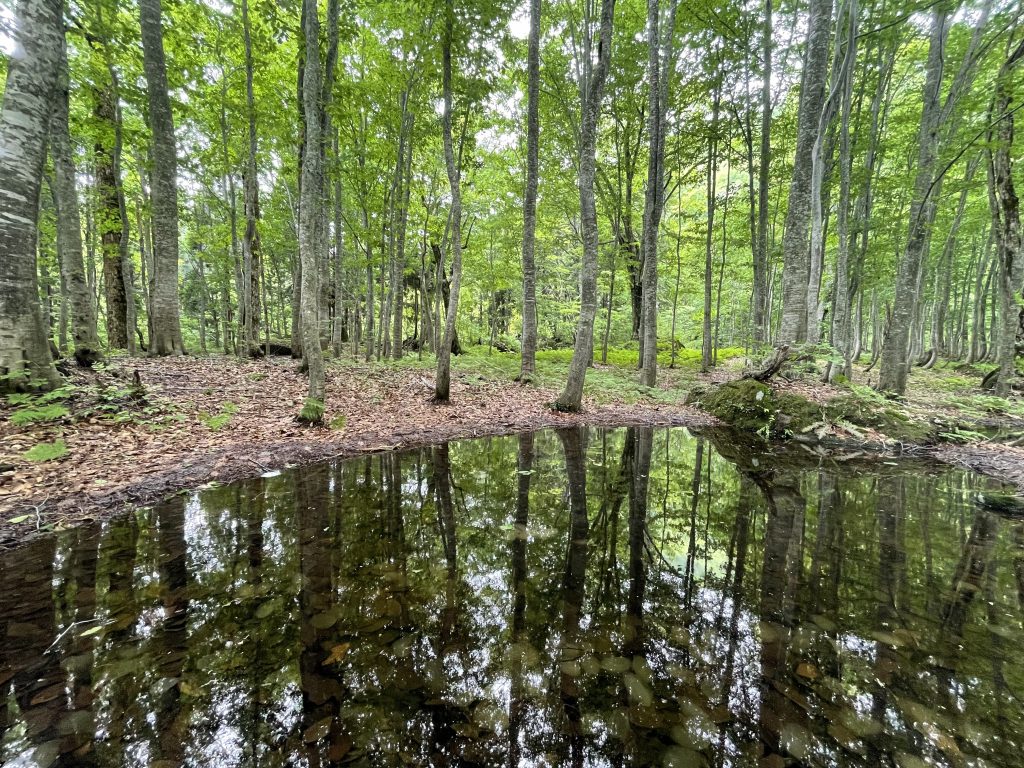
[332,130,345,357]
[829,0,857,379]
[556,0,615,412]
[777,0,832,345]
[670,181,683,367]
[753,0,773,346]
[298,0,326,419]
[51,35,102,366]
[714,140,731,365]
[240,0,262,357]
[392,106,413,360]
[518,0,541,380]
[139,0,185,354]
[639,0,679,386]
[435,0,463,402]
[988,38,1024,395]
[878,5,948,394]
[0,0,62,390]
[702,70,721,372]
[95,79,129,350]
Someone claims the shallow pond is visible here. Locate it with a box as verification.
[1,426,1022,767]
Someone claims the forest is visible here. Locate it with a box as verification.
[4,1,1024,765]
[1,0,1024,510]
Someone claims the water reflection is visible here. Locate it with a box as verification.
[2,426,1023,767]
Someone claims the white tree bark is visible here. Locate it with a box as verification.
[0,0,62,390]
[555,0,616,412]
[518,0,541,380]
[298,0,326,416]
[435,0,463,402]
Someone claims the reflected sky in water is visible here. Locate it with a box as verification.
[1,426,1022,767]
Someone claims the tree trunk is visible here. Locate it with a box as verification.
[518,0,541,380]
[95,80,129,350]
[297,0,331,420]
[702,68,721,372]
[51,34,102,366]
[639,0,679,386]
[139,0,185,355]
[878,5,948,394]
[240,0,262,357]
[435,0,463,402]
[0,0,62,390]
[753,0,773,345]
[556,0,615,411]
[829,0,857,379]
[777,0,832,345]
[332,129,345,357]
[988,38,1024,396]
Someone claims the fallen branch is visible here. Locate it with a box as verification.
[743,345,791,382]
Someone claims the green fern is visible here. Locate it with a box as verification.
[22,440,68,462]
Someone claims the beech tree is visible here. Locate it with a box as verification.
[556,0,616,412]
[1,0,1018,406]
[139,0,185,355]
[0,0,62,391]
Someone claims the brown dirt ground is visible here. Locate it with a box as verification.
[0,355,716,548]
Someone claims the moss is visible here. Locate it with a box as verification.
[686,379,814,437]
[824,395,935,444]
[690,379,937,444]
[298,398,325,425]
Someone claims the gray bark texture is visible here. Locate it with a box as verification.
[0,0,62,390]
[777,0,832,345]
[240,0,262,357]
[639,0,678,386]
[518,0,541,380]
[988,38,1024,396]
[435,0,462,402]
[556,0,616,412]
[51,33,102,366]
[94,79,128,350]
[877,5,948,394]
[139,0,185,354]
[298,0,326,413]
[829,0,857,378]
[753,0,772,345]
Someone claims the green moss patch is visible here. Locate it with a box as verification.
[688,379,938,444]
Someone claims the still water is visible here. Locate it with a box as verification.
[1,427,1022,768]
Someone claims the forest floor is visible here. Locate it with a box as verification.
[1,347,1022,546]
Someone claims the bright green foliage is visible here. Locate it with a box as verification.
[200,402,239,431]
[10,403,70,425]
[299,398,325,425]
[22,440,69,463]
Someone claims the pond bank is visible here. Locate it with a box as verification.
[0,354,715,548]
[2,353,1022,548]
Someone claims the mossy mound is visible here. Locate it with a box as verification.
[686,379,823,438]
[688,379,937,444]
[823,394,936,444]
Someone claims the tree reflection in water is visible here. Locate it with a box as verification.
[1,426,1023,767]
